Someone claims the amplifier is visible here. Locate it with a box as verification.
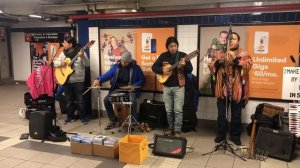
[152,135,187,158]
[256,127,296,161]
[139,100,168,128]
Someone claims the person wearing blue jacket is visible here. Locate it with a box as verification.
[93,51,145,130]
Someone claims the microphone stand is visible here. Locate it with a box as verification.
[202,25,246,161]
[49,46,59,126]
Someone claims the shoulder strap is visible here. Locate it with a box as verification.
[129,66,133,85]
[175,52,180,62]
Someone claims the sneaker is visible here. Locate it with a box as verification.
[214,135,225,143]
[64,118,72,124]
[164,128,173,136]
[174,131,181,137]
[105,120,118,130]
[71,118,78,122]
[230,137,241,146]
[80,118,88,125]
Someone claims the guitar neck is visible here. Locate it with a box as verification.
[69,45,89,66]
[169,62,180,71]
[169,50,198,71]
[69,49,84,66]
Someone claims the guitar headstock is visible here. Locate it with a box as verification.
[85,40,95,49]
[185,49,199,60]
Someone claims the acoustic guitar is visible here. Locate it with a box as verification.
[157,50,199,84]
[55,40,95,85]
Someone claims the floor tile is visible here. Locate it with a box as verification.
[288,158,300,168]
[206,153,235,168]
[68,158,102,168]
[14,160,45,168]
[233,157,260,168]
[11,148,42,160]
[48,155,79,167]
[261,158,288,168]
[96,158,126,168]
[0,147,26,157]
[0,157,25,168]
[151,157,182,168]
[0,136,9,142]
[29,152,61,164]
[40,165,65,168]
[0,137,23,147]
[178,162,205,168]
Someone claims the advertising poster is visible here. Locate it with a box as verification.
[247,25,299,99]
[99,27,175,91]
[135,27,175,91]
[199,26,247,96]
[200,25,300,99]
[28,32,69,72]
[99,29,136,88]
[30,42,48,71]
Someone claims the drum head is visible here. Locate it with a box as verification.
[110,92,126,97]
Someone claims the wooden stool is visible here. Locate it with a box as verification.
[113,104,130,125]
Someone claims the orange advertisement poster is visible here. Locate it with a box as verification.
[247,25,300,99]
[135,27,175,91]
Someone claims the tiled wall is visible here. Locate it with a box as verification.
[89,12,300,27]
[177,25,198,76]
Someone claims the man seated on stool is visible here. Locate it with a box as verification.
[93,51,145,130]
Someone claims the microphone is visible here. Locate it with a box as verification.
[290,55,297,67]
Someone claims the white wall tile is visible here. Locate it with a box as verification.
[11,32,31,81]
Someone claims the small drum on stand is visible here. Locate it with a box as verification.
[108,91,130,125]
[108,91,130,103]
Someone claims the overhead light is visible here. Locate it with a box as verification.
[29,14,43,19]
[254,2,263,6]
[131,9,137,12]
[121,9,126,13]
[0,10,3,14]
[252,12,262,15]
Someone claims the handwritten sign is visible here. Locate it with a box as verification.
[282,67,300,100]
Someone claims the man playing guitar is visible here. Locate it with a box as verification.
[54,37,90,124]
[152,36,193,137]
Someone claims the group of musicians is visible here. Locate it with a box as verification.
[54,31,253,145]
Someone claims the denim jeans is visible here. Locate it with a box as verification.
[104,92,137,121]
[163,86,185,132]
[216,98,243,139]
[64,82,87,120]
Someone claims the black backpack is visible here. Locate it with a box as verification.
[181,74,199,133]
[47,126,68,142]
[246,103,279,136]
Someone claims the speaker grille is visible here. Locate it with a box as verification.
[256,127,295,161]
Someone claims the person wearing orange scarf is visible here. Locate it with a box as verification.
[208,32,253,145]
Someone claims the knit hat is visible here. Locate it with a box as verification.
[121,51,133,63]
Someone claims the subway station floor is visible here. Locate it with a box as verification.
[0,82,299,168]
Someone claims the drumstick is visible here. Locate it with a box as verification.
[82,84,96,95]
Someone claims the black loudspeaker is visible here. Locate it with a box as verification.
[152,135,187,158]
[139,100,168,128]
[256,127,296,161]
[29,111,53,140]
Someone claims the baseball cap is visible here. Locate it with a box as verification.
[121,51,133,63]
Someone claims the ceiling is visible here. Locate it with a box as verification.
[0,0,300,24]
